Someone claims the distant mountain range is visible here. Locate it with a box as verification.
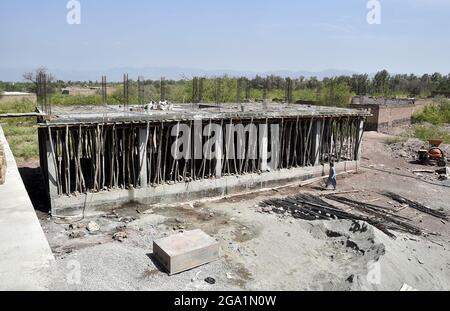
[0,66,358,82]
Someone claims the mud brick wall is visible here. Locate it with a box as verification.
[351,98,436,132]
[377,104,416,131]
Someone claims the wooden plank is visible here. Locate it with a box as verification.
[153,229,220,275]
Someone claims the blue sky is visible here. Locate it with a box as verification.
[0,0,449,76]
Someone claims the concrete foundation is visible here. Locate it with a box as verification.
[52,160,358,217]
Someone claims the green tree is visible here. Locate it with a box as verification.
[373,69,390,96]
[320,79,352,107]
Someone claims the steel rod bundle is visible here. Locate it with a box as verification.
[381,192,448,220]
[260,193,427,238]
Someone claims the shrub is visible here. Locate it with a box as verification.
[413,98,450,125]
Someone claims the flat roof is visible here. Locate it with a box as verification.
[38,103,369,126]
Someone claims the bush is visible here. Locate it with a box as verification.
[413,124,450,144]
[0,99,36,114]
[413,98,450,125]
[1,123,38,161]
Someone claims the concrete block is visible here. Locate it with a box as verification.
[153,229,220,275]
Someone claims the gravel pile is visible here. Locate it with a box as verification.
[388,138,450,161]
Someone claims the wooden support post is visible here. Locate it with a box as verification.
[138,127,148,188]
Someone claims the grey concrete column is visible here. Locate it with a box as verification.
[312,120,322,166]
[259,124,269,171]
[356,119,365,161]
[269,124,280,171]
[215,124,223,178]
[330,132,334,162]
[46,136,58,214]
[215,143,223,178]
[138,128,148,188]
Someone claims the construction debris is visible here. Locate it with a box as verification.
[86,221,100,233]
[204,277,216,285]
[258,191,445,238]
[382,192,448,220]
[68,230,86,239]
[113,231,128,242]
[260,194,400,238]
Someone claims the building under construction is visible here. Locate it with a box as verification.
[37,102,368,216]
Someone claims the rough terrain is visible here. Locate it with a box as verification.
[30,131,450,291]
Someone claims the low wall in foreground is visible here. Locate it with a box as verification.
[0,126,55,290]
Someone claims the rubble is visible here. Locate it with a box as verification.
[68,230,86,239]
[388,138,450,163]
[112,231,128,242]
[258,191,448,238]
[86,221,100,233]
[204,277,216,285]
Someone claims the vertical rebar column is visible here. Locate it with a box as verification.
[123,74,129,108]
[101,75,107,104]
[192,77,199,103]
[37,72,50,114]
[163,77,167,101]
[199,78,204,103]
[285,78,293,104]
[138,76,145,106]
[236,78,243,104]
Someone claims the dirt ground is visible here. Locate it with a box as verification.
[29,131,450,291]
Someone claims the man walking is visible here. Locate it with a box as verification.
[327,162,337,191]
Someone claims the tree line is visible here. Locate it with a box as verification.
[1,68,449,107]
